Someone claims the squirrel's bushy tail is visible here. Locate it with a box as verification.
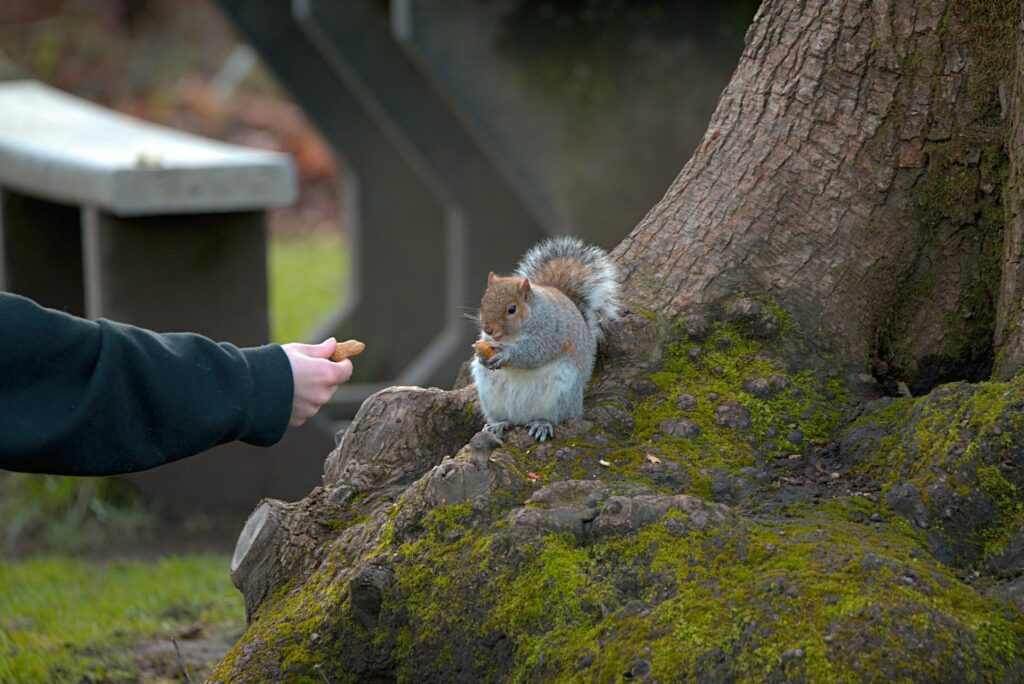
[514,236,621,341]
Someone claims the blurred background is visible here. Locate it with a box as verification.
[0,0,758,679]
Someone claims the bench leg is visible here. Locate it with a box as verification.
[0,188,86,315]
[81,207,270,345]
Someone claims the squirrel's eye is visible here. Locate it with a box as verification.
[507,304,517,315]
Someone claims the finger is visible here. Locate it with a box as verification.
[332,359,353,384]
[310,337,338,359]
[306,357,347,385]
[285,338,337,358]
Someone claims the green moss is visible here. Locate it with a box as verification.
[345,310,1024,680]
[846,375,1024,567]
[384,503,499,682]
[211,534,384,682]
[217,295,1024,680]
[977,464,1024,557]
[324,491,372,532]
[472,312,851,505]
[488,533,608,675]
[956,0,1019,109]
[371,505,399,556]
[851,380,1016,481]
[373,500,1023,682]
[631,322,847,480]
[919,157,979,227]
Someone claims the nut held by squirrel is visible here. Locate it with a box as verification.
[474,340,499,359]
[330,339,365,362]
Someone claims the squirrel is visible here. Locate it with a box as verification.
[470,236,620,442]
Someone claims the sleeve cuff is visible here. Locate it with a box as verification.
[240,344,294,446]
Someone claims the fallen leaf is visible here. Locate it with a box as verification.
[787,453,801,459]
[599,459,611,467]
[527,471,540,482]
[646,454,661,465]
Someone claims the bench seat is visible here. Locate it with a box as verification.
[0,80,295,216]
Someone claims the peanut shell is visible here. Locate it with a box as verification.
[474,340,498,359]
[331,339,366,362]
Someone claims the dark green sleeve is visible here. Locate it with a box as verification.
[0,293,294,475]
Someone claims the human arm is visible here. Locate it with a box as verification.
[0,293,298,475]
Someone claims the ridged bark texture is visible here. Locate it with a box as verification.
[994,1,1024,378]
[614,0,1020,393]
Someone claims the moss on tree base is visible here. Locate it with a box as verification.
[211,306,1024,683]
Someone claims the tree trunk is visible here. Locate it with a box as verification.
[616,0,1019,394]
[211,1,1024,681]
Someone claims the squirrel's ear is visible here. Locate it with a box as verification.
[487,271,497,286]
[519,278,532,299]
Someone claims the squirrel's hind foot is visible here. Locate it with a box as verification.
[483,421,510,437]
[527,421,554,442]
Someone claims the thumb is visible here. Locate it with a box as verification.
[289,337,336,358]
[311,337,338,359]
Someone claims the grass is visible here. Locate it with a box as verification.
[0,473,155,555]
[0,554,243,683]
[268,232,348,343]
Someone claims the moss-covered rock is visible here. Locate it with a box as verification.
[210,305,1024,682]
[840,377,1024,572]
[212,493,1024,682]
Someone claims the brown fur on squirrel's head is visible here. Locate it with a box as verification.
[478,272,532,340]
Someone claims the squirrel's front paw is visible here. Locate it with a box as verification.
[480,348,510,370]
[526,421,554,442]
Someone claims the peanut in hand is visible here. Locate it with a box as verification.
[330,339,366,362]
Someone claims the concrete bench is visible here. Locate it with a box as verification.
[0,80,296,346]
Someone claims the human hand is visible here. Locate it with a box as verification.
[282,338,353,427]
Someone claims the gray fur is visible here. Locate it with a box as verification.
[473,238,620,440]
[472,285,594,431]
[513,236,621,341]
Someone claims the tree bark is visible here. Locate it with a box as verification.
[995,7,1024,377]
[615,0,1020,392]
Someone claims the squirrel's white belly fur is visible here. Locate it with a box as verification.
[471,357,581,426]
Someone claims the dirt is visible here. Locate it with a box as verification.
[131,627,242,683]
